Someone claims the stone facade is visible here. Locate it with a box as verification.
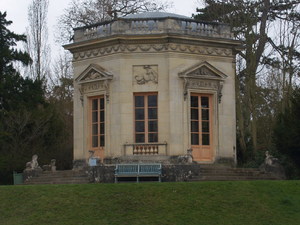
[64,12,241,167]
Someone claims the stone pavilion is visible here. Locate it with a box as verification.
[64,12,241,167]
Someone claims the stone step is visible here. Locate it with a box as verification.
[24,170,89,185]
[199,170,263,174]
[36,173,87,178]
[26,176,89,182]
[190,175,278,181]
[25,180,90,185]
[188,165,279,181]
[200,173,272,177]
[25,179,90,185]
[199,167,261,172]
[42,170,86,176]
[199,169,270,173]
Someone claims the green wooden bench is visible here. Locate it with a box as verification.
[115,164,162,183]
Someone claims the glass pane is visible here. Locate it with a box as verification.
[136,134,145,143]
[100,98,104,110]
[148,95,157,107]
[148,121,158,132]
[191,133,199,145]
[100,123,105,134]
[92,112,98,123]
[100,111,105,122]
[148,108,157,119]
[148,133,158,142]
[135,96,144,107]
[191,121,199,132]
[191,109,198,120]
[135,109,144,120]
[135,121,145,132]
[191,96,198,107]
[202,109,209,120]
[201,97,209,108]
[202,121,210,132]
[202,134,210,145]
[92,99,98,110]
[92,124,98,135]
[92,136,98,148]
[100,135,105,147]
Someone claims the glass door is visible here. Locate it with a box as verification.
[190,94,213,161]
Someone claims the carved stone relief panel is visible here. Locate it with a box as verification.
[187,66,218,77]
[183,79,224,103]
[80,81,107,94]
[78,80,110,106]
[188,79,219,89]
[133,65,158,85]
[82,69,105,81]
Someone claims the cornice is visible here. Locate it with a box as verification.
[72,41,234,61]
[65,34,240,52]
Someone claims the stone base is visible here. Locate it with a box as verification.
[23,168,43,183]
[104,155,200,165]
[88,164,202,183]
[73,159,88,170]
[214,157,236,167]
[259,163,286,179]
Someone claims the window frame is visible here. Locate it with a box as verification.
[89,95,105,150]
[190,93,213,147]
[134,92,158,143]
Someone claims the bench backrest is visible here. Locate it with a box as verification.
[139,164,161,175]
[115,164,161,175]
[116,164,139,174]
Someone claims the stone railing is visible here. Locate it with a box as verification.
[123,142,167,156]
[74,17,233,42]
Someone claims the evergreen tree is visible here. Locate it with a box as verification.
[0,11,31,77]
[0,11,44,112]
[274,88,300,178]
[0,11,45,184]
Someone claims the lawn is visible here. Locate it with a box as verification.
[0,181,300,225]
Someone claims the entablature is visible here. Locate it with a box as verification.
[179,61,226,103]
[76,64,113,103]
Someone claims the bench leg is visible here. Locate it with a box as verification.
[137,176,139,183]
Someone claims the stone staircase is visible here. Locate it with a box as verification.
[23,164,281,184]
[24,170,90,185]
[189,165,279,181]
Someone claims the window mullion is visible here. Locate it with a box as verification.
[145,95,148,143]
[98,98,100,148]
[199,96,202,145]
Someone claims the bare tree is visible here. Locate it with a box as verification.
[269,4,300,111]
[195,0,300,161]
[56,0,172,44]
[26,0,50,81]
[49,51,73,116]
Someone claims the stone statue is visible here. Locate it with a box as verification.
[50,159,56,172]
[265,151,278,165]
[176,149,194,164]
[25,154,41,171]
[187,148,193,164]
[42,159,56,172]
[259,151,285,179]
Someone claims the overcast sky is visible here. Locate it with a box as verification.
[0,0,200,56]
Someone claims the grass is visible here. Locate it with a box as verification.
[0,181,300,225]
